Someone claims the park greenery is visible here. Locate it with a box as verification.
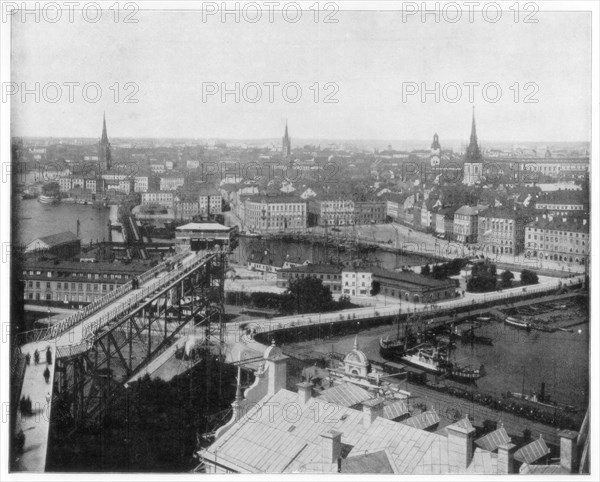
[467,261,539,293]
[227,277,356,315]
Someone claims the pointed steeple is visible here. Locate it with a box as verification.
[98,112,112,172]
[282,120,291,157]
[101,111,108,141]
[465,106,482,163]
[470,106,477,145]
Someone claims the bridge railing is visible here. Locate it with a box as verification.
[81,252,217,341]
[230,276,584,336]
[15,250,194,347]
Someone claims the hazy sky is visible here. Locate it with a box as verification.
[11,8,591,142]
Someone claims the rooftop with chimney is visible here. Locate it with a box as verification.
[198,342,583,475]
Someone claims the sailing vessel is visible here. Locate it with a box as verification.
[379,308,417,361]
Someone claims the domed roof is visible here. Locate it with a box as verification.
[344,335,368,366]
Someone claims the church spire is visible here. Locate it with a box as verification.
[98,112,112,171]
[282,120,291,157]
[465,106,482,163]
[101,111,108,140]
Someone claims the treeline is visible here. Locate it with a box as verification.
[227,278,357,315]
[421,258,467,279]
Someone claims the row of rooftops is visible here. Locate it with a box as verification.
[201,341,582,475]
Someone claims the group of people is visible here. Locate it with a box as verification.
[24,346,52,368]
[22,347,54,401]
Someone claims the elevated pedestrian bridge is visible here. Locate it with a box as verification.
[12,248,226,472]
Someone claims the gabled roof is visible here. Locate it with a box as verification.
[400,411,440,430]
[341,449,396,473]
[317,383,373,408]
[475,426,510,452]
[514,436,550,464]
[519,463,569,475]
[382,399,410,420]
[32,231,79,247]
[204,389,369,473]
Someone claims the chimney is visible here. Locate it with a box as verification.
[497,441,516,474]
[362,397,384,428]
[263,340,289,396]
[559,429,579,473]
[446,416,476,471]
[320,430,342,464]
[296,381,312,405]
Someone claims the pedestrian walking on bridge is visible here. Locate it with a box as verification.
[34,349,39,365]
[43,366,50,384]
[46,347,52,365]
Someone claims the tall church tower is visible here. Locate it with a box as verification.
[430,133,441,167]
[282,121,291,158]
[98,112,112,172]
[463,108,483,185]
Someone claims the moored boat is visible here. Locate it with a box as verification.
[448,363,485,381]
[505,316,531,330]
[38,194,60,204]
[400,344,449,375]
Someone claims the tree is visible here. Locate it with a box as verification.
[421,264,431,276]
[370,280,381,296]
[467,261,497,293]
[521,269,539,286]
[500,270,514,288]
[280,277,334,315]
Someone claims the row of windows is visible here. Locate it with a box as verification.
[25,292,105,302]
[24,270,129,280]
[27,281,116,292]
[528,231,586,238]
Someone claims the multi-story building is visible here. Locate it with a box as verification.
[354,200,386,225]
[243,195,307,232]
[159,175,185,191]
[433,207,457,239]
[141,190,174,208]
[309,198,354,226]
[150,163,166,174]
[534,191,588,217]
[57,177,72,192]
[133,175,149,193]
[524,218,589,265]
[22,259,148,307]
[175,222,236,250]
[342,267,457,303]
[198,183,223,215]
[277,264,342,293]
[477,208,526,255]
[454,205,487,244]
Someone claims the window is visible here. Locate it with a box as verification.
[46,282,51,289]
